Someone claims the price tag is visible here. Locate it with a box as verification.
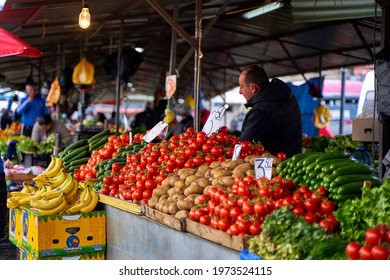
[254,157,273,180]
[143,121,169,143]
[202,104,229,136]
[232,144,242,161]
[165,75,177,98]
[129,131,132,144]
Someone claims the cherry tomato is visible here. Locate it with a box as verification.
[276,152,287,161]
[253,201,268,216]
[249,223,262,235]
[111,162,121,172]
[359,245,373,260]
[199,215,211,225]
[318,219,334,234]
[370,244,389,260]
[320,200,334,214]
[100,186,110,195]
[218,219,231,232]
[365,228,382,246]
[346,242,361,259]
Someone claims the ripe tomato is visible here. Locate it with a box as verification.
[359,245,373,260]
[111,162,121,172]
[304,211,318,224]
[199,215,211,225]
[218,126,229,134]
[365,228,382,246]
[219,207,230,219]
[370,244,389,260]
[218,219,231,232]
[303,199,318,212]
[346,242,361,259]
[100,186,110,195]
[253,201,268,216]
[276,152,287,161]
[318,219,334,234]
[210,146,223,157]
[229,223,241,235]
[249,223,262,235]
[320,200,334,214]
[242,201,255,215]
[240,141,252,152]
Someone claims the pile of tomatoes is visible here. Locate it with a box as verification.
[99,127,269,203]
[346,225,390,260]
[189,175,338,236]
[74,132,144,182]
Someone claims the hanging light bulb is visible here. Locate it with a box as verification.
[79,1,91,29]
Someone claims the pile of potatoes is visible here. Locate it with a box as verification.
[147,153,281,220]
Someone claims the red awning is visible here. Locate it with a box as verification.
[0,28,42,58]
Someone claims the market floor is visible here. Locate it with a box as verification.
[0,235,18,260]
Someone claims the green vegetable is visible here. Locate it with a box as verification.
[335,178,390,242]
[17,137,39,153]
[305,234,348,260]
[248,206,327,260]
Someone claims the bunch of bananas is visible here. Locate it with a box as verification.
[6,156,100,215]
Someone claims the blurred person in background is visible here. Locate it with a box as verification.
[172,103,193,135]
[31,114,71,146]
[0,109,12,130]
[16,80,49,137]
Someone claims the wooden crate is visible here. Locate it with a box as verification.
[143,206,185,231]
[97,193,142,215]
[185,219,252,251]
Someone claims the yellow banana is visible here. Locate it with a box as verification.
[80,190,99,214]
[58,174,75,195]
[30,194,65,210]
[10,191,32,198]
[20,183,33,193]
[37,198,68,215]
[46,169,67,188]
[34,156,63,181]
[17,187,48,205]
[41,174,72,199]
[40,188,63,200]
[6,197,20,208]
[66,188,89,214]
[65,178,79,203]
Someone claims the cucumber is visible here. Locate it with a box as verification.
[291,152,315,163]
[333,192,362,202]
[276,158,291,173]
[337,181,364,194]
[315,158,349,172]
[62,144,90,162]
[63,150,90,165]
[334,174,380,186]
[321,159,354,173]
[314,151,351,163]
[301,153,323,167]
[88,129,112,144]
[89,135,110,152]
[332,165,374,177]
[62,138,88,154]
[69,157,90,166]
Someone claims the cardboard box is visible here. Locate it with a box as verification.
[19,247,105,260]
[352,118,380,142]
[8,207,23,247]
[20,207,106,257]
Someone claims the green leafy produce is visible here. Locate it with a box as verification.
[0,141,7,157]
[325,134,362,154]
[17,137,39,153]
[38,134,65,154]
[335,178,390,242]
[248,206,327,260]
[305,234,348,260]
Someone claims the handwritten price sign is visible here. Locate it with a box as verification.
[232,144,242,161]
[143,121,168,143]
[254,157,273,180]
[202,104,229,136]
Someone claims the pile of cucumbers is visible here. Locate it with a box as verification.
[58,129,115,172]
[277,151,381,203]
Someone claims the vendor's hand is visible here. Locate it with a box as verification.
[4,159,14,168]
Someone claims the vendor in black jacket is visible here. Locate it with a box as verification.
[238,65,302,158]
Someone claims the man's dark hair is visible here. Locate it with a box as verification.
[242,65,269,87]
[37,114,52,125]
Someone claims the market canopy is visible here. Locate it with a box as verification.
[0,27,42,58]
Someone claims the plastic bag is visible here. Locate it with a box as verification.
[313,104,332,129]
[72,57,95,85]
[46,76,61,106]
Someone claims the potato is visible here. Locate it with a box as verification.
[171,193,185,202]
[210,167,224,176]
[272,166,277,177]
[231,171,245,178]
[168,202,180,215]
[180,171,197,181]
[173,180,186,189]
[204,169,213,179]
[217,175,234,186]
[152,186,169,196]
[184,184,204,196]
[185,175,201,186]
[213,169,232,178]
[211,178,220,186]
[192,178,211,188]
[161,176,173,188]
[195,165,210,177]
[148,196,159,208]
[233,163,252,174]
[272,157,282,166]
[186,194,200,202]
[173,184,187,194]
[177,168,197,176]
[244,155,257,166]
[163,202,174,214]
[221,159,244,170]
[209,161,222,169]
[169,175,182,186]
[167,187,176,197]
[158,194,169,202]
[246,169,255,177]
[177,199,195,210]
[155,201,165,212]
[174,210,189,220]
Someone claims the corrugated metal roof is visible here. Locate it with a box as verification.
[0,0,384,106]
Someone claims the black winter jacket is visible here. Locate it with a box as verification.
[240,78,302,158]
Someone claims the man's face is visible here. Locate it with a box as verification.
[26,85,38,98]
[239,71,257,102]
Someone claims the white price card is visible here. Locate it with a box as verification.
[143,121,169,143]
[232,144,242,161]
[254,157,273,180]
[202,104,229,136]
[129,131,132,144]
[165,75,177,98]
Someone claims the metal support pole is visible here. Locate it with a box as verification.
[168,1,178,110]
[194,0,202,132]
[115,18,124,132]
[339,68,346,135]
